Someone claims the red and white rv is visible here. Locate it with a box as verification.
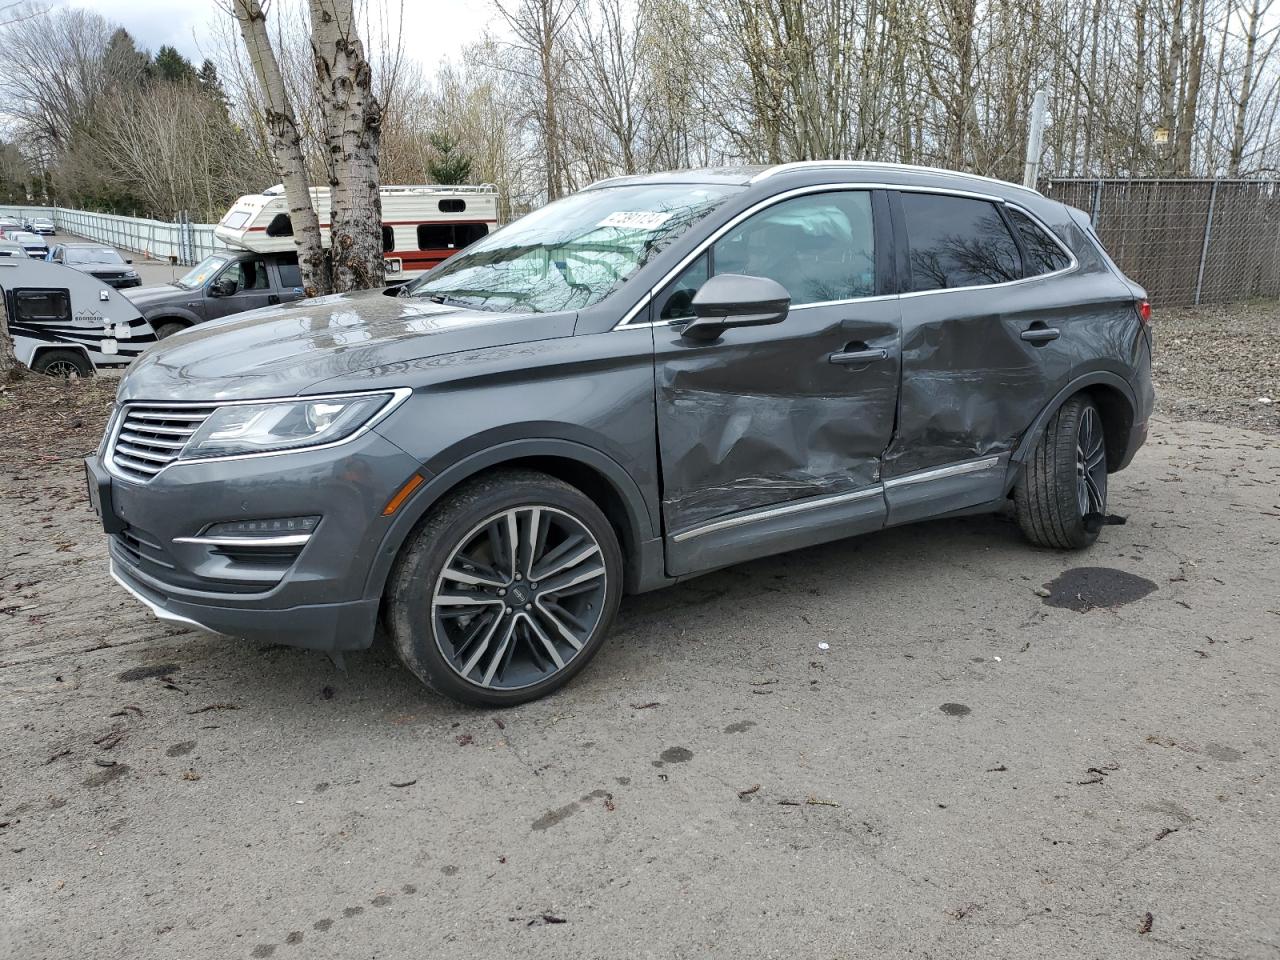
[213,184,500,282]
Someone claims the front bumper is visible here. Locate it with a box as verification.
[109,558,381,650]
[88,427,424,651]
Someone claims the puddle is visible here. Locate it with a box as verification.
[1040,567,1157,612]
[940,703,971,717]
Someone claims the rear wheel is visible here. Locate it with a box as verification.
[387,469,623,706]
[1015,394,1107,549]
[31,349,92,379]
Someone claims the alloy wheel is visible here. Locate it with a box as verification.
[431,506,608,690]
[43,359,83,378]
[1075,406,1107,517]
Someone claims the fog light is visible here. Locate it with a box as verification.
[202,516,321,539]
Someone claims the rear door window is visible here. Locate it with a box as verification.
[900,192,1022,291]
[1006,207,1072,276]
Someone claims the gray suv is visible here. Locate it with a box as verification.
[86,162,1154,706]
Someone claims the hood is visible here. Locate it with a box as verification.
[124,283,188,307]
[116,288,577,403]
[82,264,131,276]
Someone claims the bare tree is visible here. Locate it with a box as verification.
[308,0,384,291]
[229,0,330,295]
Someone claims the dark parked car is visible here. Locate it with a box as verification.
[48,242,141,288]
[87,162,1154,706]
[125,250,305,338]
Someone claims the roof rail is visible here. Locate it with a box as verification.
[749,160,1042,196]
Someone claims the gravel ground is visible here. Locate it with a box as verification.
[1153,301,1280,434]
[2,305,1279,960]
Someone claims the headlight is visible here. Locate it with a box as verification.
[181,391,404,460]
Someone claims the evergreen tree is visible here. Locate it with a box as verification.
[103,28,151,88]
[153,45,196,84]
[197,59,230,111]
[426,133,473,185]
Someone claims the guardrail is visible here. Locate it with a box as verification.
[0,205,225,265]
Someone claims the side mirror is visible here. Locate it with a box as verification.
[681,273,790,342]
[126,258,133,264]
[209,278,236,298]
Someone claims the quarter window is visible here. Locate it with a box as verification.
[900,193,1021,291]
[655,191,876,318]
[277,259,302,287]
[1006,207,1072,276]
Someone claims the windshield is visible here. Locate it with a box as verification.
[176,254,231,290]
[403,183,740,313]
[67,247,124,265]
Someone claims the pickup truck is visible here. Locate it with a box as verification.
[124,249,305,339]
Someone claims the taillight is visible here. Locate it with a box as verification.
[1137,299,1152,324]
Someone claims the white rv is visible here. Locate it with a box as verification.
[1,257,157,377]
[214,184,500,282]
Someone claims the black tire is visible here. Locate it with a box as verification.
[31,349,92,378]
[387,468,624,707]
[154,321,186,340]
[1015,394,1108,549]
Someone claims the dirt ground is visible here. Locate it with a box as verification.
[2,304,1279,959]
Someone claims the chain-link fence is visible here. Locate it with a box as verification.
[1041,178,1280,307]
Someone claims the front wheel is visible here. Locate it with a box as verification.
[1015,394,1108,549]
[387,469,623,706]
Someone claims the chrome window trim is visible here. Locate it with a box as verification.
[613,183,1078,330]
[104,387,411,482]
[671,485,883,543]
[882,455,1002,489]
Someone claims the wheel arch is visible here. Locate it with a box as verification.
[363,438,662,603]
[1006,372,1137,490]
[146,311,197,331]
[30,342,93,373]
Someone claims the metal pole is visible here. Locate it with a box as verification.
[1090,179,1103,227]
[1193,180,1219,306]
[1023,89,1047,189]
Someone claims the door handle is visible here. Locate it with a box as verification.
[830,346,888,365]
[1020,325,1060,344]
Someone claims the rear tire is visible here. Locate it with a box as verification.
[387,469,623,707]
[1014,394,1108,549]
[31,349,92,378]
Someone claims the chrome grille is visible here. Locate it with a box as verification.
[109,404,218,481]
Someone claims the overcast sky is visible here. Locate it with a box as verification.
[64,0,494,68]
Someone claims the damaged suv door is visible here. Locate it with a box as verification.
[651,189,901,575]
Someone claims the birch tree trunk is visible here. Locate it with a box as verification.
[308,0,384,291]
[231,0,331,297]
